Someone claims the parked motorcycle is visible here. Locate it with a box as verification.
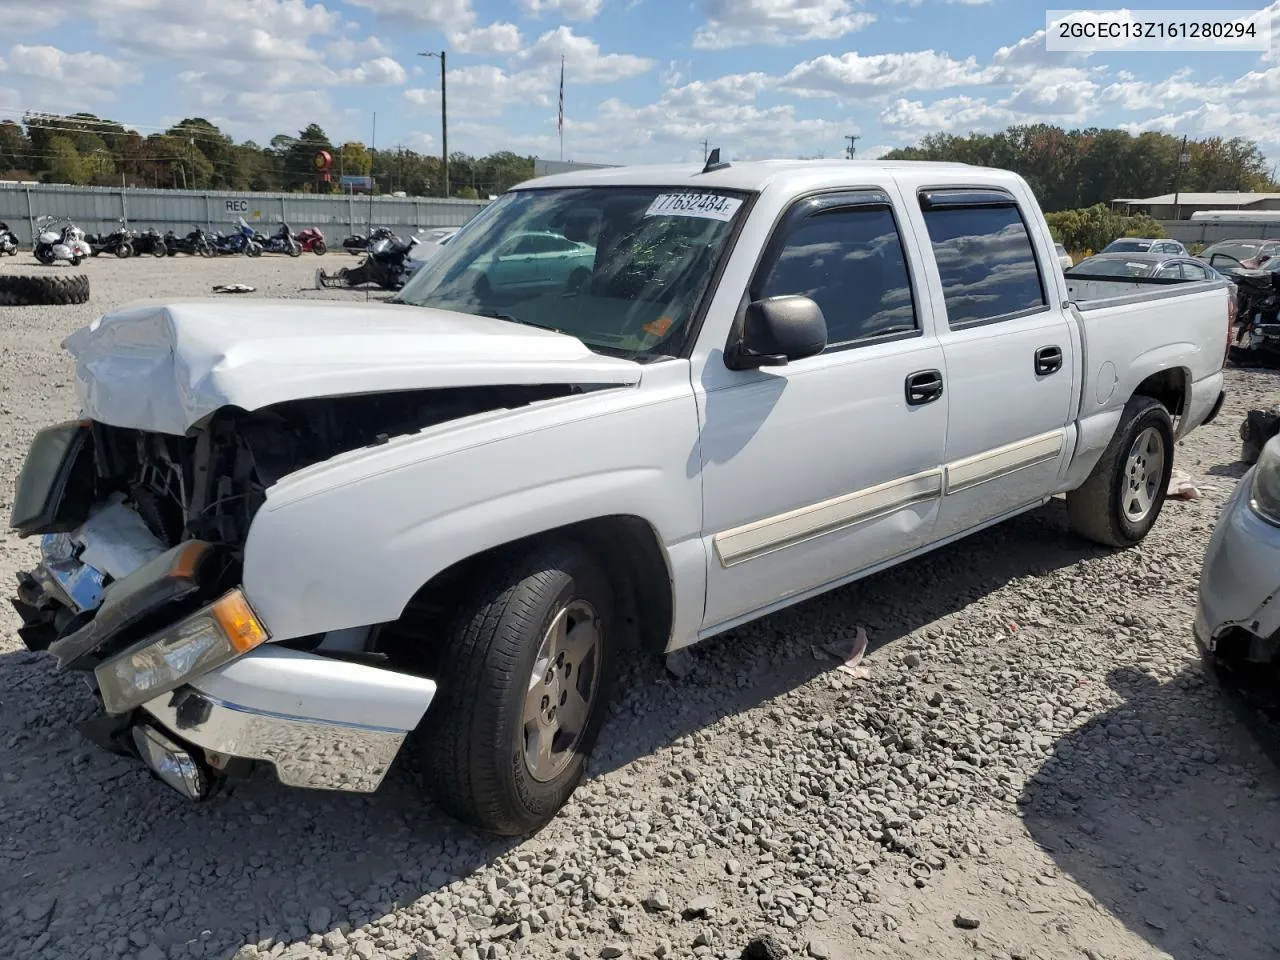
[211,218,263,257]
[254,221,302,257]
[0,221,18,256]
[165,225,216,258]
[296,226,327,255]
[86,220,135,258]
[315,235,418,290]
[132,228,169,258]
[340,226,396,255]
[33,216,92,265]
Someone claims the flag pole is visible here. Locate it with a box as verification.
[558,55,565,162]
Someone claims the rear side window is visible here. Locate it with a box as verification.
[922,203,1047,326]
[758,205,917,348]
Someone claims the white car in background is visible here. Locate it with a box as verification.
[405,227,459,278]
[1054,242,1072,271]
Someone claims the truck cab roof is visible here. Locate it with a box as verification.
[511,159,1000,195]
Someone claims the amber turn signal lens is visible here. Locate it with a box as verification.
[211,590,269,653]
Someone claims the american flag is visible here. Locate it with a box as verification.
[557,56,565,135]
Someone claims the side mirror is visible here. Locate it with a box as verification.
[725,295,827,370]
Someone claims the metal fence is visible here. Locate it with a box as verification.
[0,183,489,245]
[1160,218,1280,247]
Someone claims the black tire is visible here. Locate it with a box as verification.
[313,240,327,256]
[1066,395,1175,548]
[116,243,133,259]
[419,541,616,835]
[288,241,302,258]
[199,241,215,259]
[0,273,90,306]
[70,256,82,266]
[151,244,167,258]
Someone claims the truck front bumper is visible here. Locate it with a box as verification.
[139,646,437,796]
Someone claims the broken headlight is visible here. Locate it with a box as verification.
[95,589,269,715]
[1250,436,1280,527]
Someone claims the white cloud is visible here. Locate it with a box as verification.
[406,131,436,151]
[519,0,603,21]
[337,56,406,85]
[0,5,67,33]
[448,22,523,55]
[1118,102,1280,150]
[880,95,1014,133]
[92,0,340,63]
[693,0,875,49]
[345,0,474,28]
[5,44,134,85]
[781,50,988,100]
[516,27,653,83]
[325,35,388,62]
[406,66,552,114]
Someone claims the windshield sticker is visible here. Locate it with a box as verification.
[645,193,743,222]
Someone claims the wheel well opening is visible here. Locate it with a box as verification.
[1133,368,1187,419]
[379,516,675,672]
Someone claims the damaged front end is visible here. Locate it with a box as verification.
[9,386,562,799]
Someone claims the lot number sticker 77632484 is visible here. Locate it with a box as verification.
[644,193,743,222]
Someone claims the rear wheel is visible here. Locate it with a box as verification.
[418,541,616,835]
[1067,395,1174,547]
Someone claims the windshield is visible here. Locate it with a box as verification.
[1070,258,1153,278]
[1102,239,1151,253]
[394,186,749,358]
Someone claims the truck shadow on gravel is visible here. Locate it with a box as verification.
[0,500,1106,957]
[1019,665,1280,960]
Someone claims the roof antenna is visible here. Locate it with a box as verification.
[701,147,729,174]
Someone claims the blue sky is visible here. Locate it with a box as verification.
[0,1,1276,165]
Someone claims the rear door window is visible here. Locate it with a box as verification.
[919,197,1047,326]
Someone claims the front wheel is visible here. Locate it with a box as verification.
[418,541,616,835]
[199,241,215,259]
[116,243,133,259]
[151,244,167,258]
[246,242,262,258]
[288,241,302,258]
[313,240,327,256]
[1067,395,1175,548]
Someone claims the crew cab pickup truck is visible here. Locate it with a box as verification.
[10,160,1230,835]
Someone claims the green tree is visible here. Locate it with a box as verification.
[339,140,372,177]
[0,121,31,174]
[45,136,85,184]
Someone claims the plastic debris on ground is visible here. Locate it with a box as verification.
[211,283,256,294]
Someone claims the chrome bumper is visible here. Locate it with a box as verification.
[140,645,437,794]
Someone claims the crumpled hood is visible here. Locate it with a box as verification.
[63,298,642,435]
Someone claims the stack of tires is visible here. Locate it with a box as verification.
[0,274,90,306]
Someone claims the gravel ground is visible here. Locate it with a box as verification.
[2,254,1280,960]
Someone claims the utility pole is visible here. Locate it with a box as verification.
[845,135,861,159]
[1173,134,1189,220]
[701,139,709,162]
[418,50,449,197]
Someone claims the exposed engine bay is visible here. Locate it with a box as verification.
[11,384,583,665]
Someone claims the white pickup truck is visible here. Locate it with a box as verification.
[10,160,1229,834]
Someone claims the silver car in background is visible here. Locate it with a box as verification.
[1195,435,1280,673]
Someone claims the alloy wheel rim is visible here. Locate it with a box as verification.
[521,599,602,783]
[1122,426,1165,523]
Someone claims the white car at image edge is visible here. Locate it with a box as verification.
[1195,435,1280,674]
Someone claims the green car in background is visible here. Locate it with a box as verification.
[474,230,596,297]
